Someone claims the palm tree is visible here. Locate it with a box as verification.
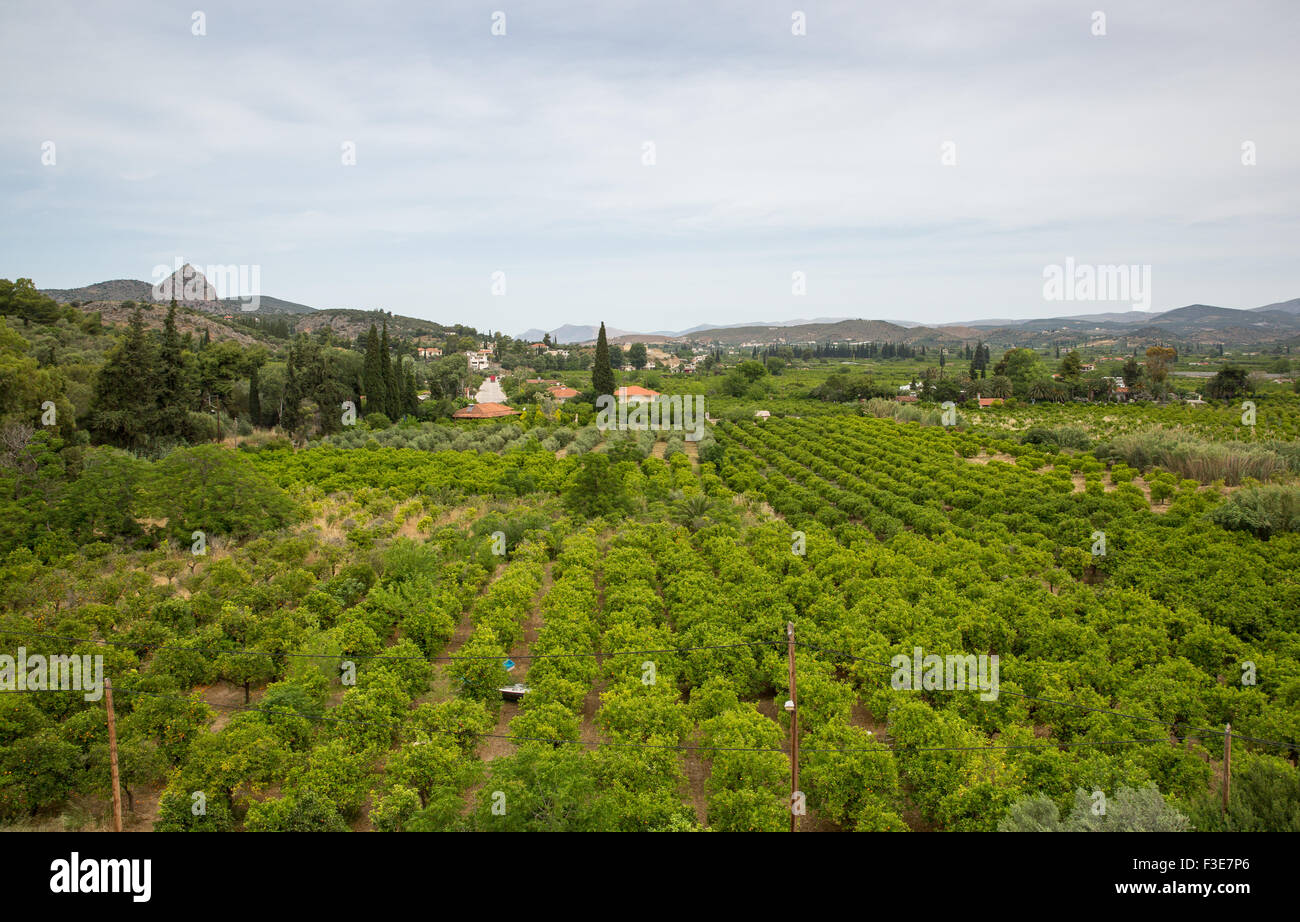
[672,493,715,532]
[1027,380,1054,403]
[984,375,1013,399]
[1085,375,1113,403]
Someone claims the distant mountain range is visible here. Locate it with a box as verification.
[516,317,859,343]
[39,270,1300,348]
[39,267,458,343]
[41,266,317,316]
[520,299,1300,347]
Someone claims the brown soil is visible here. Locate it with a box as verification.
[966,452,1017,465]
[199,680,264,731]
[849,701,888,739]
[427,558,505,703]
[461,558,554,822]
[580,681,604,746]
[682,730,711,827]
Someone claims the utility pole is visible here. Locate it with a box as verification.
[104,677,123,832]
[785,621,799,833]
[1222,723,1231,819]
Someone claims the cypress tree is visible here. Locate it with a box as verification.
[156,299,188,439]
[363,324,383,415]
[592,322,615,397]
[380,322,398,417]
[300,336,333,434]
[405,366,418,416]
[390,353,403,419]
[282,340,303,435]
[248,364,262,427]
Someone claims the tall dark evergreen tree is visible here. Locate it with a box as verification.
[390,353,404,419]
[156,299,188,439]
[362,324,383,415]
[248,364,262,427]
[970,340,990,379]
[297,334,335,434]
[89,305,159,450]
[281,340,303,435]
[405,366,418,417]
[592,322,615,397]
[380,322,398,418]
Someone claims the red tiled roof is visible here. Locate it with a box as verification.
[452,402,520,419]
[615,385,661,398]
[549,386,580,398]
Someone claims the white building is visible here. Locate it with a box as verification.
[467,350,492,371]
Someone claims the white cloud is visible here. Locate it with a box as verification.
[1,0,1296,329]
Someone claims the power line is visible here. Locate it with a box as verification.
[104,687,787,753]
[0,685,1271,756]
[107,688,1260,754]
[6,633,1296,754]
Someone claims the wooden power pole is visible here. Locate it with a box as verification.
[104,677,123,832]
[1222,723,1232,818]
[786,621,799,833]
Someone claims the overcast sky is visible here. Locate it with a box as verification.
[2,0,1297,334]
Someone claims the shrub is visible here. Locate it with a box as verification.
[1188,755,1300,832]
[999,784,1190,832]
[1206,484,1300,538]
[244,792,350,831]
[1103,430,1289,485]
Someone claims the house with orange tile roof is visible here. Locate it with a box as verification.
[452,402,520,419]
[614,385,661,404]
